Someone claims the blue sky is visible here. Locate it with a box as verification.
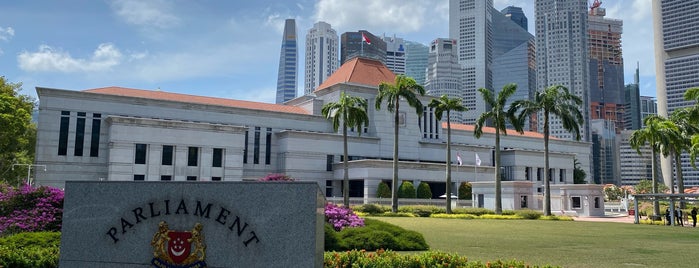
[0,0,655,104]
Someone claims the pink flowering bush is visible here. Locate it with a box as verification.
[257,173,295,182]
[0,183,64,235]
[325,203,364,231]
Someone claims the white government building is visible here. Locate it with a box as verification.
[34,57,602,215]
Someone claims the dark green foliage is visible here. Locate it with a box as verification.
[573,158,587,184]
[452,207,495,216]
[325,218,428,251]
[0,231,60,268]
[458,182,472,200]
[376,182,391,198]
[397,181,416,198]
[398,205,445,217]
[515,209,543,219]
[353,204,389,215]
[416,182,432,199]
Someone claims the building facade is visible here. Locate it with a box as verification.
[304,21,339,95]
[500,6,528,31]
[34,58,592,210]
[276,19,298,104]
[382,35,406,75]
[619,130,655,186]
[405,41,429,86]
[652,0,699,188]
[535,0,591,141]
[590,119,619,185]
[624,63,641,130]
[449,0,493,124]
[340,31,386,65]
[424,38,464,123]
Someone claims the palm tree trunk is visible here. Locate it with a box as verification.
[495,127,502,215]
[651,150,660,217]
[544,112,551,216]
[446,114,452,214]
[342,116,350,208]
[391,100,400,213]
[676,152,685,209]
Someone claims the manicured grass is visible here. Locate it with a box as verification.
[371,217,699,268]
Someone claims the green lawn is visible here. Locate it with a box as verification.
[371,217,699,268]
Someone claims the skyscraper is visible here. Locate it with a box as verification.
[590,119,619,185]
[405,41,429,86]
[304,21,339,95]
[653,0,699,187]
[501,6,528,31]
[382,35,406,75]
[535,0,590,141]
[340,31,386,65]
[449,0,493,124]
[424,38,463,123]
[276,19,298,104]
[588,4,625,132]
[624,63,641,130]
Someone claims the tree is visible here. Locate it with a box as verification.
[416,182,432,199]
[630,115,676,218]
[376,75,425,212]
[0,77,36,186]
[398,181,416,198]
[322,91,369,207]
[513,85,583,216]
[429,95,467,213]
[376,182,391,198]
[603,184,624,201]
[667,109,697,205]
[473,83,523,214]
[573,158,587,184]
[635,179,668,194]
[458,182,472,200]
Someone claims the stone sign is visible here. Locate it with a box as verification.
[59,181,325,267]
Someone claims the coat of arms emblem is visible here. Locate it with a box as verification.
[151,221,207,268]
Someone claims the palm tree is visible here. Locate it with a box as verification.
[429,95,468,214]
[473,83,523,215]
[512,85,583,216]
[667,108,699,208]
[321,91,369,207]
[630,115,676,218]
[376,75,425,213]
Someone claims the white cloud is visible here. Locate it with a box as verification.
[314,0,430,33]
[110,0,179,29]
[0,26,14,41]
[18,43,124,72]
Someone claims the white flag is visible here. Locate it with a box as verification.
[475,153,481,166]
[456,152,463,166]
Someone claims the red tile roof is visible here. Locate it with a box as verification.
[446,122,549,139]
[315,57,396,91]
[83,87,310,115]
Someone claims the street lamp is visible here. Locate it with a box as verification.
[11,164,47,186]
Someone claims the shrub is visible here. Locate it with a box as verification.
[0,231,60,268]
[480,214,523,220]
[398,181,416,198]
[257,173,294,181]
[452,207,494,216]
[416,182,432,199]
[376,182,391,198]
[540,215,574,221]
[353,204,389,215]
[458,182,472,200]
[335,218,428,251]
[431,213,478,219]
[0,184,64,235]
[515,209,543,220]
[380,212,416,217]
[324,223,341,251]
[399,205,444,217]
[325,203,364,231]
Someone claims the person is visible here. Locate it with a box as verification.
[691,207,697,227]
[678,209,684,226]
[665,208,671,225]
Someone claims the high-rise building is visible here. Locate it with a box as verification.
[590,119,620,185]
[449,0,493,124]
[382,35,406,75]
[535,0,590,141]
[624,63,641,130]
[639,96,657,128]
[405,41,429,86]
[653,0,699,188]
[588,4,625,132]
[491,6,536,130]
[276,19,298,104]
[424,38,464,123]
[304,21,339,95]
[340,31,386,65]
[619,129,655,186]
[500,6,528,31]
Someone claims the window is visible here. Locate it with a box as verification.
[90,114,101,157]
[134,174,145,181]
[188,147,199,166]
[160,175,172,181]
[265,128,272,165]
[74,112,86,156]
[326,155,334,171]
[520,196,528,208]
[549,168,555,181]
[212,148,223,167]
[58,111,70,155]
[187,176,197,181]
[253,127,260,164]
[162,145,174,165]
[135,144,147,164]
[211,177,221,181]
[243,130,248,164]
[594,197,600,208]
[525,167,531,181]
[571,196,582,209]
[537,168,543,181]
[559,169,566,182]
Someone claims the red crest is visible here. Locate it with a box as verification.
[167,231,192,264]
